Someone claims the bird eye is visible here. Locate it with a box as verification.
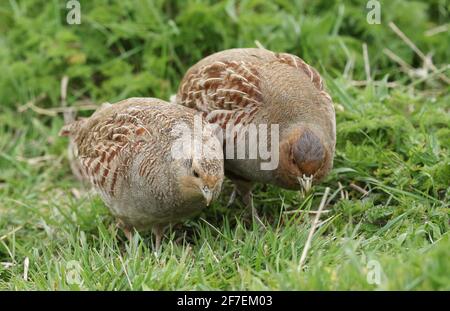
[193,169,200,178]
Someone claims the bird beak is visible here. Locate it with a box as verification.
[298,174,313,196]
[201,186,213,206]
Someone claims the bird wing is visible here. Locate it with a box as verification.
[62,100,161,196]
[176,48,331,128]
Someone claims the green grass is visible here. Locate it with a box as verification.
[0,0,449,290]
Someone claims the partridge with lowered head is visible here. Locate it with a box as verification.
[60,97,224,248]
[175,48,336,216]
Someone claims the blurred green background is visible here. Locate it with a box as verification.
[0,0,448,107]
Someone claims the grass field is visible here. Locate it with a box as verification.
[0,0,449,290]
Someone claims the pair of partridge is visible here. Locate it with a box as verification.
[60,98,224,249]
[61,47,335,247]
[174,48,336,218]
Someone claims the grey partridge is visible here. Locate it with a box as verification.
[60,97,224,248]
[174,48,336,219]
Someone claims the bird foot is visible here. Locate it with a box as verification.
[226,187,238,208]
[123,227,133,241]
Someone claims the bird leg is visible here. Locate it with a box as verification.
[152,225,164,251]
[123,227,133,241]
[242,190,266,229]
[117,219,133,241]
[229,178,265,228]
[226,186,238,208]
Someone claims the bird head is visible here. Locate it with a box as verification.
[175,123,224,207]
[277,126,332,192]
[257,60,335,193]
[178,157,224,206]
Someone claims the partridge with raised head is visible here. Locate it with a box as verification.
[60,97,224,248]
[175,48,336,217]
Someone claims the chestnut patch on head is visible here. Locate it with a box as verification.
[292,129,324,176]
